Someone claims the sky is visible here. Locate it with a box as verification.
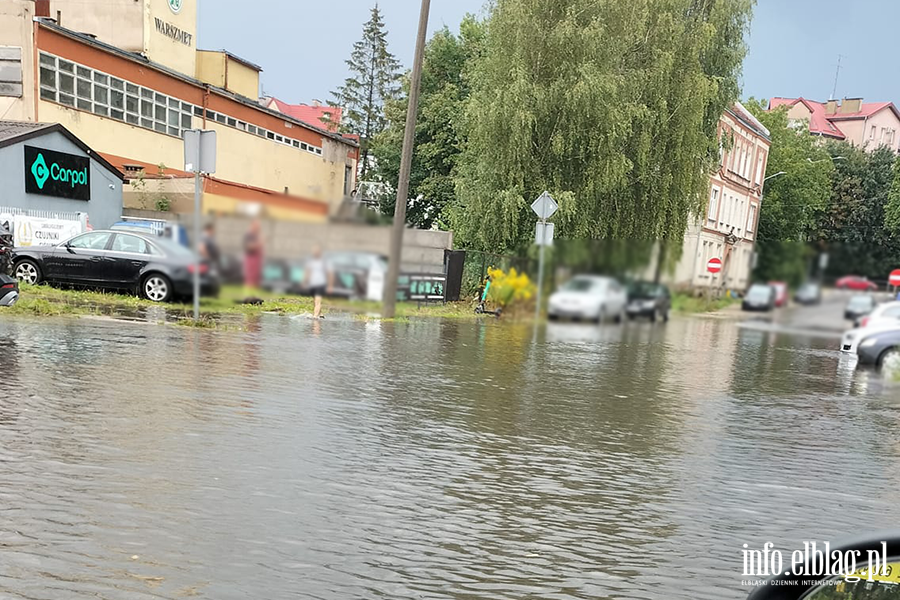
[198,0,900,107]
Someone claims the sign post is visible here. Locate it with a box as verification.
[889,269,900,297]
[706,257,723,307]
[531,191,558,321]
[183,130,217,320]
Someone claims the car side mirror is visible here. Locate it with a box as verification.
[65,242,75,254]
[748,531,900,600]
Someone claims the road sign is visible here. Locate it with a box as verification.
[531,191,558,220]
[535,221,555,246]
[707,257,723,274]
[890,269,900,287]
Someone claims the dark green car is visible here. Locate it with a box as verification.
[626,281,671,322]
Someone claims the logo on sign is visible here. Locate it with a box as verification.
[31,153,49,189]
[168,0,183,14]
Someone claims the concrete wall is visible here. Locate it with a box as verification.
[0,130,123,229]
[0,0,35,122]
[48,0,144,54]
[123,209,453,273]
[144,0,197,77]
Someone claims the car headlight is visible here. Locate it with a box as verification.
[859,338,878,349]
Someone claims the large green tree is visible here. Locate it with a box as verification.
[817,144,899,280]
[330,5,401,181]
[742,100,833,284]
[450,0,754,252]
[372,17,486,229]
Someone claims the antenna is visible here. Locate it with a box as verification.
[831,54,844,100]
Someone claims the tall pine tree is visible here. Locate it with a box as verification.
[331,5,401,181]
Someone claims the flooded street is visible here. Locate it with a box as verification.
[1,305,899,599]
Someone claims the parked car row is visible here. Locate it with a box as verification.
[548,275,671,324]
[841,299,900,370]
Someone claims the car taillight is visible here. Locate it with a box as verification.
[861,317,870,327]
[187,264,208,274]
[1,283,14,290]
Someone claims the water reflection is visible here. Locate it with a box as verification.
[0,315,898,600]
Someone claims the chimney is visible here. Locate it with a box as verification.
[825,99,838,115]
[311,99,321,107]
[840,97,862,114]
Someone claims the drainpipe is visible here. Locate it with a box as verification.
[202,85,210,128]
[32,18,40,121]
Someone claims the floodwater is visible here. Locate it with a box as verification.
[0,301,898,599]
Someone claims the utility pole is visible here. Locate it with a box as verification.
[382,0,431,318]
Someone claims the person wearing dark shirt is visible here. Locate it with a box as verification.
[199,222,221,274]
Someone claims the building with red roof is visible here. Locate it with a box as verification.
[769,97,900,152]
[263,97,342,133]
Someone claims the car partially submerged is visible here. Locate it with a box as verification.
[548,275,628,323]
[625,281,671,322]
[742,284,776,312]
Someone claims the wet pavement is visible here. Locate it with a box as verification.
[0,306,899,599]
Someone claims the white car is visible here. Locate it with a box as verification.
[547,275,628,323]
[840,301,900,353]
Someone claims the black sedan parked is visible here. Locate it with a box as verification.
[13,230,219,302]
[856,328,900,369]
[625,281,671,322]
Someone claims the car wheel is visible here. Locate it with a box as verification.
[142,273,173,303]
[14,259,42,285]
[878,347,900,372]
[650,308,658,323]
[663,308,670,323]
[614,308,624,324]
[547,313,558,321]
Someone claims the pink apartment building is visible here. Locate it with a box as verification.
[769,97,900,152]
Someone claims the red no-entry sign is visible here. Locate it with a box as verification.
[707,257,723,274]
[890,269,900,287]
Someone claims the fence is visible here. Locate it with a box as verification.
[0,206,86,225]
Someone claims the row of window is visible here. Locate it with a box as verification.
[38,52,324,156]
[707,187,756,237]
[199,107,322,156]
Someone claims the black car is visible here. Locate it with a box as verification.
[626,281,671,322]
[856,328,900,368]
[742,284,776,311]
[793,282,822,305]
[13,230,219,302]
[844,294,876,323]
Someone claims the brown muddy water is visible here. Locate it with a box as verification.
[0,306,898,599]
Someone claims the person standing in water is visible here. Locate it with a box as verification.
[305,245,330,319]
[243,219,264,291]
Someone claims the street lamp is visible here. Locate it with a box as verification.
[807,156,846,164]
[764,171,786,182]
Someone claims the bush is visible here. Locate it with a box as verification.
[487,267,535,309]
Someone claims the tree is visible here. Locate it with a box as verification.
[884,155,900,235]
[741,100,833,284]
[450,0,754,253]
[371,17,486,229]
[330,5,401,181]
[817,144,899,280]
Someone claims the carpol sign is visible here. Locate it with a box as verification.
[24,146,91,201]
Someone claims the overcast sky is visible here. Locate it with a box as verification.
[198,0,900,106]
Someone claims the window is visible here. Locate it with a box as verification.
[68,232,112,250]
[37,51,333,155]
[755,155,764,185]
[111,234,150,254]
[870,125,877,140]
[707,187,720,221]
[747,204,757,234]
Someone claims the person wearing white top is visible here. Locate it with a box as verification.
[305,245,330,319]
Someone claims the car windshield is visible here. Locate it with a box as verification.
[848,296,874,309]
[799,284,818,295]
[563,278,601,292]
[629,282,662,298]
[747,285,771,300]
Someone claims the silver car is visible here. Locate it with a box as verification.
[547,275,628,323]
